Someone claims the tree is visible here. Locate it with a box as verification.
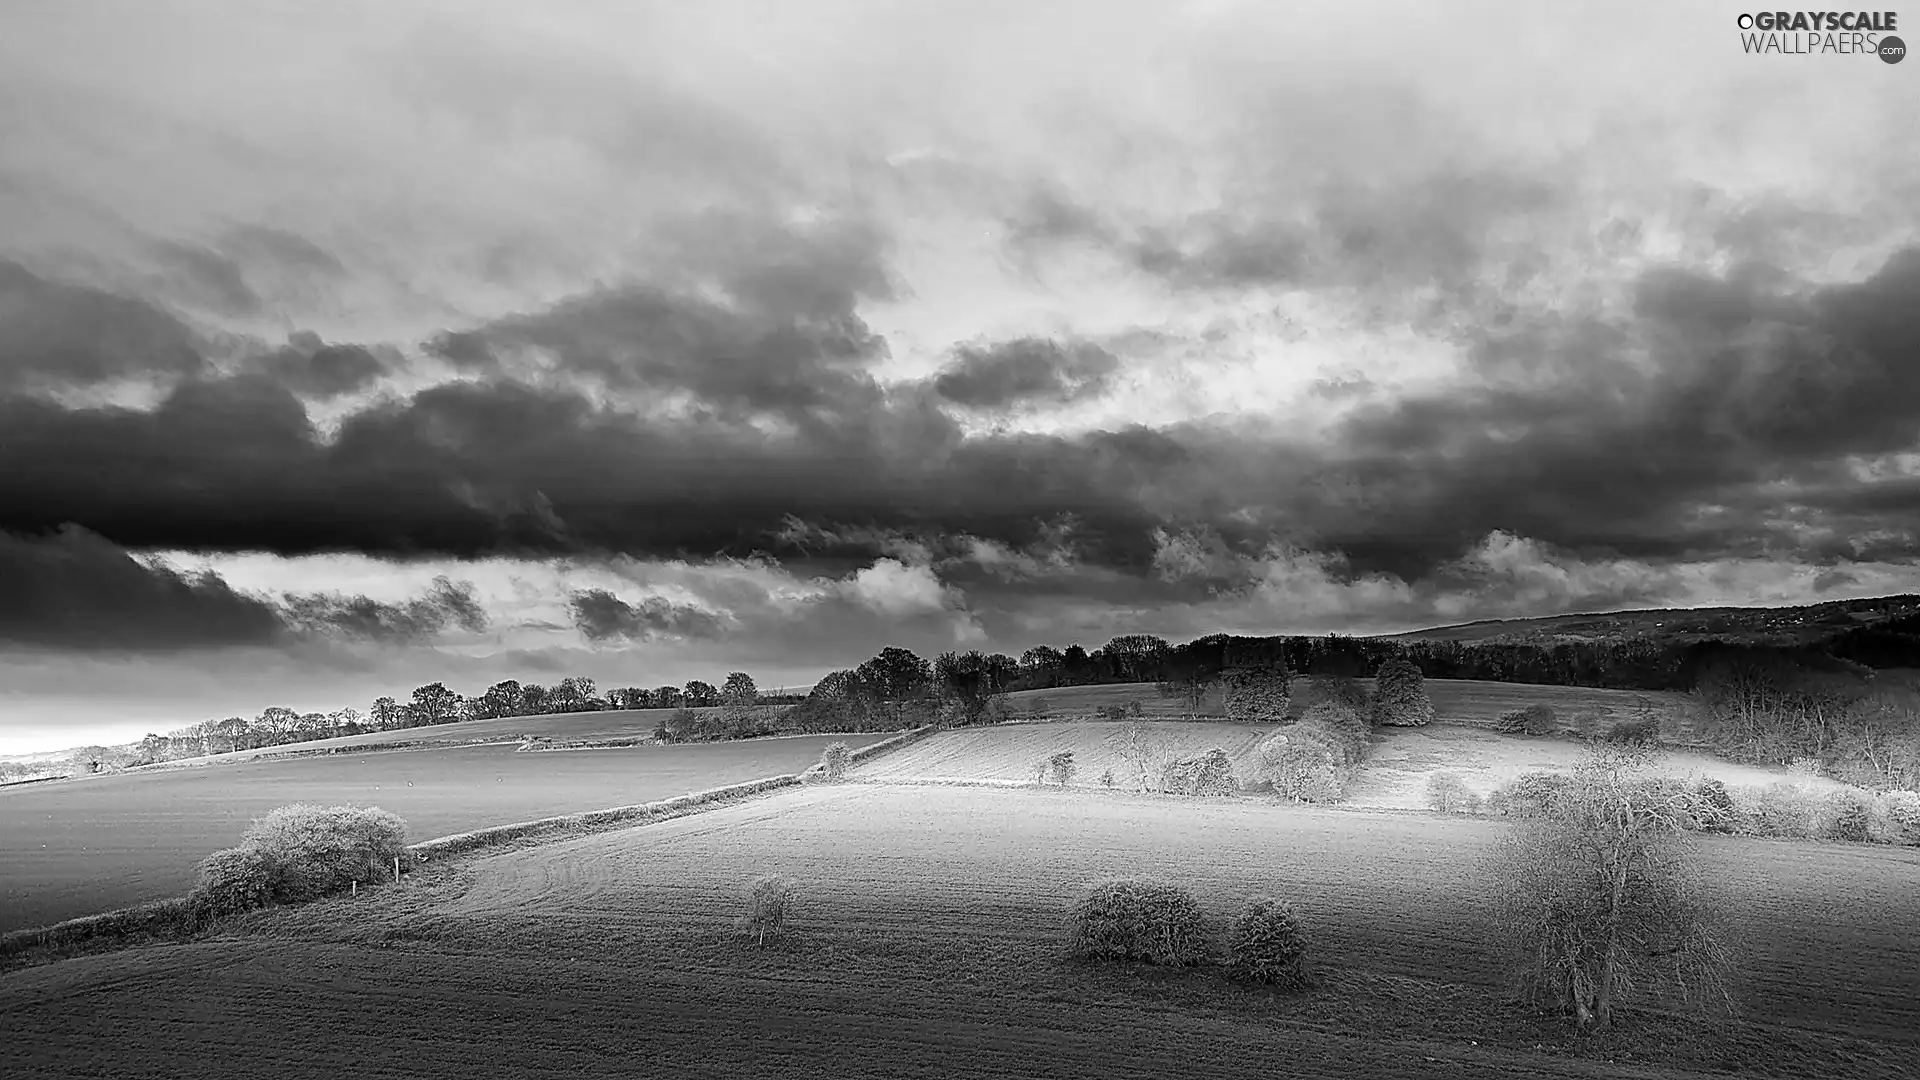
[255,706,300,746]
[472,681,525,720]
[328,707,365,737]
[653,685,685,710]
[369,697,405,731]
[1223,666,1290,723]
[1105,721,1172,792]
[857,647,933,702]
[407,682,465,726]
[555,676,600,712]
[214,716,251,752]
[1100,635,1172,682]
[1019,645,1065,687]
[721,672,759,707]
[1371,658,1434,727]
[1485,742,1737,1032]
[683,680,719,708]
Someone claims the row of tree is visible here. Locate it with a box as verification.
[114,627,1920,768]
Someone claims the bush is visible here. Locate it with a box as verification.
[1225,897,1312,988]
[1733,783,1820,839]
[1066,878,1209,967]
[739,873,794,945]
[1223,667,1291,723]
[1879,790,1920,844]
[1370,659,1434,727]
[1257,731,1344,803]
[240,804,410,903]
[1049,750,1078,786]
[1691,778,1737,833]
[1288,675,1369,718]
[1820,789,1872,842]
[189,846,275,918]
[818,740,852,783]
[1098,769,1115,787]
[1425,772,1483,814]
[1160,747,1237,796]
[1788,757,1825,780]
[1486,772,1573,819]
[1606,717,1661,749]
[1097,704,1130,721]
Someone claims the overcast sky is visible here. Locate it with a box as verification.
[1,1,1916,751]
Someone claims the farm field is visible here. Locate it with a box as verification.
[0,733,884,934]
[1347,727,1853,810]
[4,784,1915,1079]
[149,706,725,767]
[853,719,1275,785]
[1004,678,1690,732]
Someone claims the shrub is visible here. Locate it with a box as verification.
[1425,772,1483,814]
[739,873,794,945]
[1099,769,1115,787]
[1820,789,1872,842]
[189,846,275,918]
[1486,772,1573,819]
[1257,732,1344,803]
[979,695,1016,724]
[1606,717,1661,749]
[1370,659,1434,727]
[1493,708,1531,735]
[1734,783,1820,839]
[240,804,410,904]
[1066,878,1208,967]
[1161,747,1237,797]
[1691,778,1737,833]
[818,740,852,783]
[1225,896,1312,988]
[1879,790,1920,844]
[1097,704,1130,721]
[1788,756,1825,780]
[1049,750,1078,786]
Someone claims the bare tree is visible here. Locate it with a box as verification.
[1484,741,1737,1032]
[1105,721,1171,792]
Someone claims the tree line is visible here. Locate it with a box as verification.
[97,623,1920,772]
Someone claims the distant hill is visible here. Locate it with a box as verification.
[1376,594,1920,646]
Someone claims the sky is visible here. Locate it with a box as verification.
[1,1,1917,752]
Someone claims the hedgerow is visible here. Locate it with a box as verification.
[1066,878,1209,967]
[239,804,411,904]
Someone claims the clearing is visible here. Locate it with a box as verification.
[0,732,882,934]
[3,784,1914,1079]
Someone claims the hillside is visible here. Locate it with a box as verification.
[1379,594,1920,645]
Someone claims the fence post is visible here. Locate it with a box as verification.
[393,855,400,884]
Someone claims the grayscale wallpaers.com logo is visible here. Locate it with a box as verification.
[1736,10,1905,60]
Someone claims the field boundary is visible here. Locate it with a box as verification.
[804,724,938,779]
[0,769,815,965]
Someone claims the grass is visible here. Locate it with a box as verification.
[0,733,888,933]
[5,783,1916,1079]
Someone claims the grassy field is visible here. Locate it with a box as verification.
[4,784,1915,1078]
[854,720,1275,785]
[1005,678,1690,731]
[0,733,884,934]
[149,706,725,767]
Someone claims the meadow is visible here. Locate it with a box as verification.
[0,733,883,933]
[4,783,1914,1079]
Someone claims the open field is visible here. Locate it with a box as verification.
[4,783,1915,1079]
[148,706,725,767]
[1005,678,1691,732]
[0,733,883,934]
[854,719,1276,785]
[1347,727,1854,810]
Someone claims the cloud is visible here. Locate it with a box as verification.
[568,587,727,643]
[284,575,489,643]
[930,337,1119,408]
[254,331,388,399]
[0,260,205,389]
[0,525,287,650]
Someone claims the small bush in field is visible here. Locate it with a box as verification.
[1066,878,1209,967]
[1486,772,1573,819]
[1425,772,1483,814]
[1788,757,1824,780]
[1879,790,1920,844]
[1225,897,1312,989]
[1821,790,1872,842]
[1692,779,1737,833]
[190,846,275,918]
[819,741,852,783]
[1258,735,1344,803]
[739,873,795,945]
[1049,750,1078,786]
[1099,768,1115,787]
[1735,783,1819,839]
[1493,708,1530,735]
[1605,717,1661,749]
[1097,704,1129,721]
[240,804,410,903]
[1161,747,1237,797]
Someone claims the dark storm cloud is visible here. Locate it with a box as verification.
[0,525,287,650]
[0,260,204,387]
[283,576,489,643]
[930,337,1119,408]
[256,331,388,398]
[5,242,1920,595]
[568,588,726,642]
